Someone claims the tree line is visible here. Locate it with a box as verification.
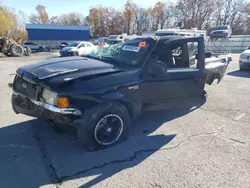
[1,0,250,39]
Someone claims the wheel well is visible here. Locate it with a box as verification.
[116,100,134,119]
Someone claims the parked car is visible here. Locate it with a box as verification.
[209,25,232,39]
[239,50,250,71]
[12,36,231,151]
[245,46,250,50]
[22,42,44,52]
[59,41,96,57]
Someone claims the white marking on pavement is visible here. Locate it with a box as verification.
[234,113,246,121]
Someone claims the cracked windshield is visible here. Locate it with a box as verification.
[0,0,249,188]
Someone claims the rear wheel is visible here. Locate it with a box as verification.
[74,51,79,56]
[240,67,245,71]
[37,46,43,52]
[9,45,24,57]
[24,47,31,56]
[77,103,131,151]
[3,52,11,57]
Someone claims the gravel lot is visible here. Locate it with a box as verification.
[0,53,249,188]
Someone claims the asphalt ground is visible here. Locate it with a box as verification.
[0,53,249,188]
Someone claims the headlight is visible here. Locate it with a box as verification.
[42,88,57,105]
[241,54,247,59]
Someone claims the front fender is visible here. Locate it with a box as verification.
[101,92,141,119]
[101,92,124,100]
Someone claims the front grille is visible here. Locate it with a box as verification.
[60,51,74,56]
[13,75,38,99]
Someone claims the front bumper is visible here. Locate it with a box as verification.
[60,51,75,57]
[12,92,82,124]
[239,61,250,70]
[210,33,228,38]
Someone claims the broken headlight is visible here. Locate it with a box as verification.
[42,88,57,105]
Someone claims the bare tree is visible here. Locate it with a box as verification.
[176,0,215,29]
[29,5,49,24]
[123,0,136,34]
[56,13,85,26]
[134,7,149,34]
[214,0,248,34]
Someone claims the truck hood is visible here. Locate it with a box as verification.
[17,57,124,88]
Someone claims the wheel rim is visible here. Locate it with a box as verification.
[94,114,123,146]
[15,46,22,54]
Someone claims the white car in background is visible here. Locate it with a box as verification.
[60,41,96,57]
[239,50,250,71]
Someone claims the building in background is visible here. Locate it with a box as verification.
[25,24,90,49]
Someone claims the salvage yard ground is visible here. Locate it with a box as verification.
[0,53,249,188]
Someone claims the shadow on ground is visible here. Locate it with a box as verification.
[0,101,205,188]
[228,70,250,78]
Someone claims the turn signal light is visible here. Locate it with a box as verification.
[57,97,70,108]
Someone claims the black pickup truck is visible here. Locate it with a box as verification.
[12,36,231,151]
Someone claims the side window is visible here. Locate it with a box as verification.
[157,42,198,69]
[86,43,92,47]
[79,43,85,48]
[157,41,198,69]
[187,42,198,69]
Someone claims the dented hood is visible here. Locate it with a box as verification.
[17,56,124,88]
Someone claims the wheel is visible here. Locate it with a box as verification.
[9,44,24,57]
[240,67,245,71]
[74,51,79,56]
[37,46,43,52]
[77,103,131,151]
[3,52,11,57]
[24,47,31,56]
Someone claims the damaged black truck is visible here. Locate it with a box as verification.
[12,36,231,151]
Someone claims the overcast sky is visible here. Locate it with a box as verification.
[1,0,168,17]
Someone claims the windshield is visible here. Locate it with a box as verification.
[68,42,80,47]
[89,38,152,68]
[92,41,100,46]
[213,26,228,30]
[106,40,122,45]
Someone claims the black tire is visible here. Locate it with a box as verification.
[77,103,131,151]
[9,44,24,57]
[24,47,31,56]
[37,46,43,52]
[3,52,11,57]
[74,51,79,56]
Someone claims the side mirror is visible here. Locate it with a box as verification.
[227,55,232,63]
[150,61,168,77]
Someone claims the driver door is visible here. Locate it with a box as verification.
[141,39,205,111]
[77,43,86,56]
